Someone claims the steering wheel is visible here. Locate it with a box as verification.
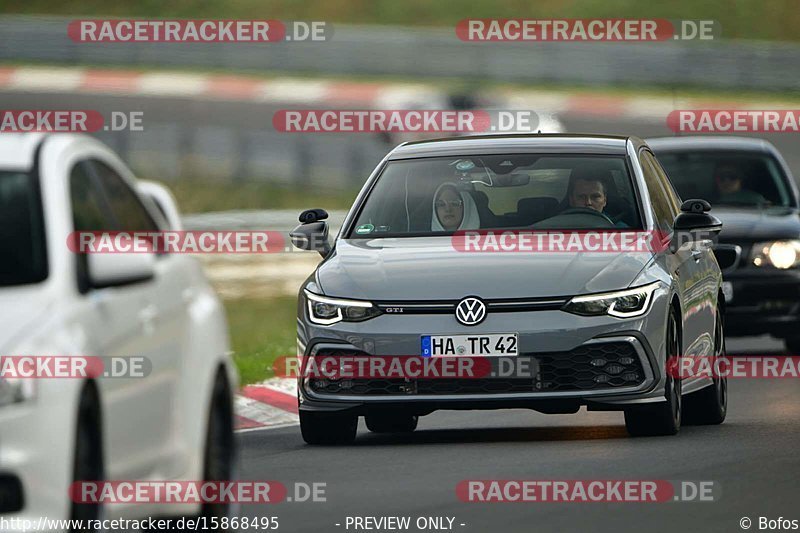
[559,207,616,226]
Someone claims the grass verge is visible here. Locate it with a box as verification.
[224,296,297,385]
[168,180,357,213]
[6,1,800,42]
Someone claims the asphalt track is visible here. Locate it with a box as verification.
[235,340,799,533]
[5,90,800,533]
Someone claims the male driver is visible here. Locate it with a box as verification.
[565,170,628,227]
[569,176,608,213]
[714,163,766,205]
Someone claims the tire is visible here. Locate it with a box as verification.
[684,308,727,425]
[202,371,235,521]
[300,411,358,445]
[365,413,418,433]
[784,336,800,355]
[69,385,103,532]
[625,307,682,437]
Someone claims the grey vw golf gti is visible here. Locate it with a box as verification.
[291,134,727,444]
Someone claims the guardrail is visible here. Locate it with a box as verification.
[3,16,800,186]
[2,16,800,91]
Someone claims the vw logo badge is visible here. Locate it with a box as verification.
[455,297,487,326]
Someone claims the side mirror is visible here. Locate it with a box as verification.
[291,209,332,257]
[299,208,329,224]
[680,199,711,214]
[137,180,183,230]
[88,253,155,289]
[671,198,722,252]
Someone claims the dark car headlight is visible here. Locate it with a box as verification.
[304,289,381,325]
[562,282,660,318]
[751,240,800,269]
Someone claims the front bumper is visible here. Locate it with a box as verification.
[722,268,800,337]
[297,297,673,414]
[0,396,75,529]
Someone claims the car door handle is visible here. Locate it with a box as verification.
[138,305,160,333]
[182,288,195,304]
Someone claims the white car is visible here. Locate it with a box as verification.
[0,133,237,530]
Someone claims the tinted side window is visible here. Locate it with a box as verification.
[639,151,675,232]
[70,162,114,232]
[647,152,682,216]
[90,160,158,232]
[70,161,117,293]
[0,170,48,286]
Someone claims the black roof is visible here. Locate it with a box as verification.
[646,136,778,154]
[389,133,638,159]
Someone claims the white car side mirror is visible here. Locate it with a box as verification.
[137,181,183,231]
[88,253,155,289]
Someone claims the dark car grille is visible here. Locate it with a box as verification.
[306,343,646,396]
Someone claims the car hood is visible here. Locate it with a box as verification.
[315,238,652,300]
[714,207,800,242]
[0,288,53,352]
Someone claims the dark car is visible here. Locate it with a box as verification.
[648,136,800,351]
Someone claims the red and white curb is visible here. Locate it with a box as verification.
[0,65,784,123]
[235,377,299,432]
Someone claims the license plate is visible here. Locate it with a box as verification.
[722,281,734,304]
[421,334,518,357]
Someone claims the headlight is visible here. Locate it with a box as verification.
[0,376,36,408]
[304,289,381,325]
[751,240,800,269]
[562,282,660,318]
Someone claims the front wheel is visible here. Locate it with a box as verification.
[784,335,800,356]
[625,307,682,437]
[70,386,103,532]
[300,411,358,445]
[202,371,235,521]
[684,308,727,425]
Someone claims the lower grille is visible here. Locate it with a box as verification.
[537,342,644,391]
[306,342,646,396]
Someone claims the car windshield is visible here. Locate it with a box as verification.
[348,154,641,237]
[656,150,793,208]
[0,170,48,286]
